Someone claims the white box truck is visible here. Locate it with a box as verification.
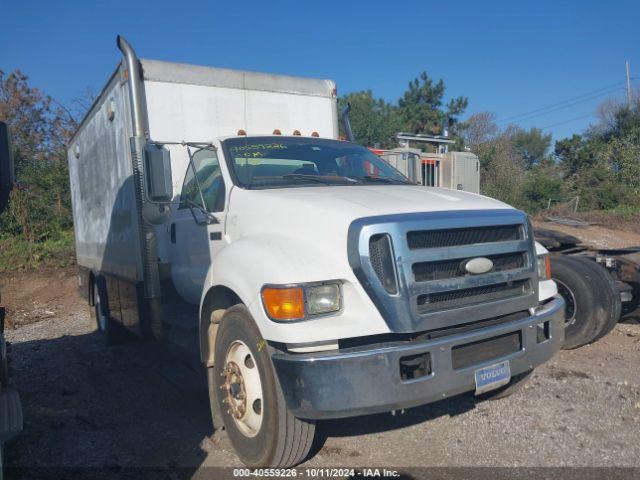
[68,37,564,467]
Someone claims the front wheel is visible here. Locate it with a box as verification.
[207,305,315,467]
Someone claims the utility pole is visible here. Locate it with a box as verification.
[626,60,633,107]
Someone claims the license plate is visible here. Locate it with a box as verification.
[474,360,511,395]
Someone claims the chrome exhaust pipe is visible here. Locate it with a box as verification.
[341,103,356,143]
[117,35,146,138]
[116,35,163,340]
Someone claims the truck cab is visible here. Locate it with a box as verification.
[68,37,564,468]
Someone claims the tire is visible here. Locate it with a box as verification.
[474,371,532,401]
[208,305,315,467]
[572,257,621,343]
[550,255,621,349]
[91,278,124,346]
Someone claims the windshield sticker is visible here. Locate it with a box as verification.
[229,143,287,155]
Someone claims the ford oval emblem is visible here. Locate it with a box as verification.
[464,257,494,275]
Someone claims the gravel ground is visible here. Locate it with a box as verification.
[2,269,640,477]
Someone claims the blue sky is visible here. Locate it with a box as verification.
[1,0,638,141]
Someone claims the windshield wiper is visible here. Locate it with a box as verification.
[282,174,357,185]
[361,175,412,185]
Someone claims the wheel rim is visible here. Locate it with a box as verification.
[94,286,107,331]
[221,340,263,437]
[555,279,577,326]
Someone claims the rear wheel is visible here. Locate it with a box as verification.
[550,256,621,349]
[91,278,124,345]
[207,305,315,467]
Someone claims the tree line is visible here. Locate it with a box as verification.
[341,74,640,215]
[0,68,638,265]
[460,105,640,213]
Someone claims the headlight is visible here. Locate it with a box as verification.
[537,254,551,280]
[306,284,341,315]
[261,282,342,321]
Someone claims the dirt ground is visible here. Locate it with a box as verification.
[534,218,640,249]
[1,266,640,478]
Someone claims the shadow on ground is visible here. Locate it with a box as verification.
[5,324,479,477]
[5,327,212,478]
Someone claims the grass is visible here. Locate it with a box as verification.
[0,230,75,272]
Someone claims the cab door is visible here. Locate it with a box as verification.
[169,147,226,305]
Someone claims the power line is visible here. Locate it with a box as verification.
[540,113,596,130]
[501,87,625,125]
[496,80,630,125]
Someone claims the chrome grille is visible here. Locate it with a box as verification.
[369,234,398,294]
[412,252,526,282]
[349,209,538,333]
[416,279,531,314]
[407,224,522,249]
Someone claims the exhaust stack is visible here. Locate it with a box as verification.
[341,103,356,143]
[116,35,164,340]
[116,36,146,138]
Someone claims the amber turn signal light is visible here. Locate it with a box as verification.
[544,255,551,278]
[262,287,305,321]
[537,254,551,280]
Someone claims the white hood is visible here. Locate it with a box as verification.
[229,185,511,223]
[225,185,516,286]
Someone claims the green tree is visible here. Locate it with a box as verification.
[554,134,589,176]
[510,127,552,169]
[398,72,468,135]
[521,160,565,213]
[472,131,527,208]
[0,70,76,242]
[338,91,401,148]
[553,101,640,211]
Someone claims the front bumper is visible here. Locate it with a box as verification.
[272,296,564,419]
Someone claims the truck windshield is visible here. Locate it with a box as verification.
[222,136,412,189]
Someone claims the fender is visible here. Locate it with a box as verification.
[197,233,389,363]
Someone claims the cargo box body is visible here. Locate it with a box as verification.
[68,68,143,281]
[68,59,338,282]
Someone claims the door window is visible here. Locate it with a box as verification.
[179,148,225,212]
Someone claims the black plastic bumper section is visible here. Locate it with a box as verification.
[272,296,564,419]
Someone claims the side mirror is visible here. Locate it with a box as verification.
[0,122,15,213]
[145,143,173,202]
[142,143,173,225]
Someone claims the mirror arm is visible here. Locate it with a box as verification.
[185,200,219,225]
